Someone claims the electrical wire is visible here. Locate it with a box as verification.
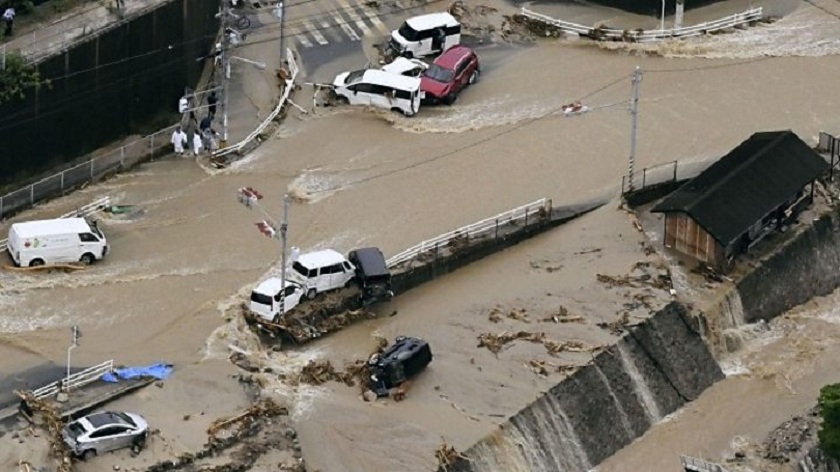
[300,73,632,197]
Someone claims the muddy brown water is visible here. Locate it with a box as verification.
[2,0,840,469]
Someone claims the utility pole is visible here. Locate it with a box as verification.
[628,66,643,193]
[220,0,232,147]
[66,325,81,392]
[237,188,291,310]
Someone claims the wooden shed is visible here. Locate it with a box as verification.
[652,131,829,271]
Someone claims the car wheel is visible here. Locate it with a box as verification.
[306,288,317,300]
[469,70,479,85]
[29,259,45,268]
[335,95,349,106]
[404,51,414,59]
[395,335,406,343]
[444,93,457,105]
[82,449,97,461]
[272,314,281,324]
[80,253,95,265]
[130,442,143,456]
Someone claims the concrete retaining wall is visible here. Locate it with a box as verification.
[442,302,724,471]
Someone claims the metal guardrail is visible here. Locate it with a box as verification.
[386,198,552,268]
[30,359,115,400]
[213,47,299,159]
[680,455,729,472]
[0,125,174,221]
[0,195,111,253]
[520,7,763,42]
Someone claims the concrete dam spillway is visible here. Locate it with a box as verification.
[445,302,725,472]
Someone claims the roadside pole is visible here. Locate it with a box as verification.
[628,66,643,193]
[65,325,81,392]
[280,195,289,298]
[237,188,290,308]
[220,0,231,147]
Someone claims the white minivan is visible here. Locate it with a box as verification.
[249,279,305,323]
[388,12,461,59]
[7,217,108,267]
[332,69,422,116]
[288,249,356,300]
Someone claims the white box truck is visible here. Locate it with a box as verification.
[7,218,109,267]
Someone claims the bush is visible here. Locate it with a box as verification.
[0,52,48,104]
[819,384,840,459]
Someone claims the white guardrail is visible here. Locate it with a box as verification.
[680,455,729,472]
[386,198,552,268]
[30,359,115,400]
[0,195,111,253]
[213,48,300,159]
[520,6,763,42]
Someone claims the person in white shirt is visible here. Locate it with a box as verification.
[192,132,203,156]
[171,126,187,155]
[3,7,15,36]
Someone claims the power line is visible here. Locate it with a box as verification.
[302,73,631,197]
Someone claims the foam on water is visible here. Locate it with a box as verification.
[596,6,840,59]
[287,167,351,203]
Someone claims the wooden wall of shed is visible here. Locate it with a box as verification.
[664,213,723,267]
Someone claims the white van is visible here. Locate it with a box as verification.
[388,12,461,59]
[249,279,304,323]
[8,217,108,267]
[381,57,428,77]
[288,249,356,299]
[332,69,423,116]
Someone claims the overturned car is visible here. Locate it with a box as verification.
[368,336,433,397]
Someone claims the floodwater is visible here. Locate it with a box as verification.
[2,0,840,469]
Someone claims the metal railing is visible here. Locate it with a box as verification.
[520,7,763,42]
[0,126,174,221]
[680,455,729,472]
[386,198,552,268]
[0,195,111,252]
[30,359,114,400]
[622,160,679,194]
[213,47,299,159]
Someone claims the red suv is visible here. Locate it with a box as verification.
[420,46,480,105]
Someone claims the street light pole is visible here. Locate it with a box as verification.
[660,0,666,30]
[628,66,643,193]
[220,1,231,146]
[280,195,289,297]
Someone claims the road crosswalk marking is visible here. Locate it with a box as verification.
[291,0,394,49]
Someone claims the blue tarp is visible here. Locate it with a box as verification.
[101,363,173,383]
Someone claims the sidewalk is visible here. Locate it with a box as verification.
[2,0,170,64]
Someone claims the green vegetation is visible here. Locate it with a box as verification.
[0,52,47,104]
[819,383,840,459]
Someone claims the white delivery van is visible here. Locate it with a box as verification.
[249,279,305,323]
[332,69,422,116]
[288,249,356,300]
[7,217,108,267]
[388,12,461,59]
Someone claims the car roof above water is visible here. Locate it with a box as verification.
[11,217,91,238]
[405,12,459,30]
[253,278,299,295]
[360,69,421,91]
[432,45,474,69]
[350,247,389,277]
[82,412,130,429]
[296,249,347,268]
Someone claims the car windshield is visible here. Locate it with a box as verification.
[113,412,136,427]
[397,22,420,41]
[66,422,86,439]
[423,64,454,83]
[344,70,365,85]
[292,262,311,277]
[250,291,272,305]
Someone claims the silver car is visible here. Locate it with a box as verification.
[62,411,149,460]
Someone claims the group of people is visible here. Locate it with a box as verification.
[171,90,220,157]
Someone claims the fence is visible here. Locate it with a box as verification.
[0,195,111,252]
[0,125,175,221]
[818,131,840,181]
[213,47,299,159]
[680,455,729,472]
[30,360,115,400]
[520,7,763,42]
[386,198,552,268]
[621,160,679,194]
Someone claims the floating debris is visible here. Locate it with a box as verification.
[541,305,586,324]
[477,331,601,356]
[436,439,468,471]
[526,359,577,377]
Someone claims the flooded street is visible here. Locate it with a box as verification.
[3,0,840,469]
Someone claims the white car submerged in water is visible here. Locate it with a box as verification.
[331,69,423,116]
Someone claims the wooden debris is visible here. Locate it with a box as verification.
[507,308,530,323]
[541,305,586,324]
[477,331,601,356]
[436,438,469,471]
[4,263,86,272]
[527,359,577,376]
[597,312,631,335]
[207,399,287,437]
[15,391,74,472]
[393,380,411,402]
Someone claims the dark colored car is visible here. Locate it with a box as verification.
[420,45,480,105]
[368,336,433,396]
[348,247,393,306]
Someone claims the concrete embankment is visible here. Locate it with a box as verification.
[441,302,724,472]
